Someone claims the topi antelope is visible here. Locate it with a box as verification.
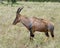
[13,7,54,41]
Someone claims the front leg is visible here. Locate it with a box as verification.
[30,31,34,40]
[28,23,35,41]
[29,28,34,40]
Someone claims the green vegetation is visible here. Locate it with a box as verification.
[0,2,60,48]
[28,0,60,2]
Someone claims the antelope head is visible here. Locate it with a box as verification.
[13,7,24,25]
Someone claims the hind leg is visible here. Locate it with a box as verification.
[44,32,49,42]
[50,31,54,39]
[48,24,54,39]
[50,26,54,39]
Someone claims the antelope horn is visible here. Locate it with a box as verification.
[16,6,24,14]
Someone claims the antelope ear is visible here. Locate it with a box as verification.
[16,6,24,14]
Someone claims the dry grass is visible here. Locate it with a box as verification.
[0,2,60,48]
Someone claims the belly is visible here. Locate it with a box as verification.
[35,27,48,32]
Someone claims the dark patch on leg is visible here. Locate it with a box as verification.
[30,33,34,37]
[44,32,49,42]
[29,23,32,30]
[50,31,54,38]
[48,24,54,38]
[30,29,34,38]
[50,26,54,38]
[29,27,34,40]
[29,25,34,37]
[30,32,34,40]
[45,32,49,37]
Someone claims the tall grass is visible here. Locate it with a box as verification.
[0,2,60,48]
